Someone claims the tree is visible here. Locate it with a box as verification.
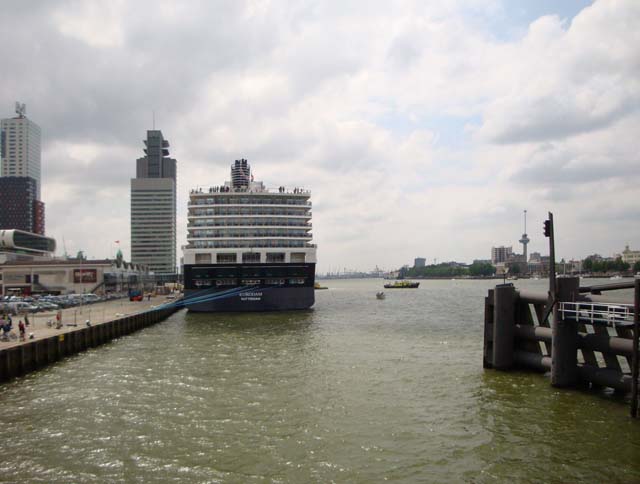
[634,260,640,273]
[612,256,629,272]
[469,262,495,277]
[583,258,593,272]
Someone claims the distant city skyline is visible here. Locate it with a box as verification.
[0,0,638,273]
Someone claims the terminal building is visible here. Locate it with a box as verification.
[0,230,151,296]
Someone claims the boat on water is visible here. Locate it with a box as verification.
[383,281,420,289]
[182,159,316,312]
[376,291,385,299]
[314,282,328,290]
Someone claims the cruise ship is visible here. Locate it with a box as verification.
[182,159,316,311]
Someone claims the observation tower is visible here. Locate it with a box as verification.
[519,210,530,273]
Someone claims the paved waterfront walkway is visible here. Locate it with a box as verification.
[0,295,179,350]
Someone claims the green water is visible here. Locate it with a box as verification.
[0,279,638,483]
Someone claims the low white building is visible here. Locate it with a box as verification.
[0,257,151,296]
[619,245,640,266]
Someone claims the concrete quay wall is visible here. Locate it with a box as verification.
[0,304,179,383]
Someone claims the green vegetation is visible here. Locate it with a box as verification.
[583,256,629,273]
[400,262,495,278]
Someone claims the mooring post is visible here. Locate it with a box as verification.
[551,276,580,387]
[631,276,639,418]
[492,283,516,370]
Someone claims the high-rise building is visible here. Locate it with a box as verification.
[0,177,44,235]
[1,103,45,235]
[1,103,42,199]
[414,257,426,268]
[130,130,177,274]
[491,246,513,265]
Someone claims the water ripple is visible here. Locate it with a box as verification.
[0,279,638,482]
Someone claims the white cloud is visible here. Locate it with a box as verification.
[1,0,638,272]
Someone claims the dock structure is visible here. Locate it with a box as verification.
[483,276,640,417]
[0,297,181,383]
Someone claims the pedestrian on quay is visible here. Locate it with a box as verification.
[18,320,25,340]
[24,314,30,327]
[2,321,11,340]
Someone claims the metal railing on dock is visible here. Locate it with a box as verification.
[483,276,640,418]
[559,302,635,328]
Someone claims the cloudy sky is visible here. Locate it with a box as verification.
[1,0,638,273]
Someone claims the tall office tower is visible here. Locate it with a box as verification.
[491,246,513,265]
[1,103,42,199]
[130,130,177,274]
[0,177,45,235]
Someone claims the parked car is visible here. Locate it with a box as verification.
[6,302,32,315]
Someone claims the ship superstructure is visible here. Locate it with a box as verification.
[182,159,316,311]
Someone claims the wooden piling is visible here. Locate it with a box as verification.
[631,277,639,418]
[492,283,516,370]
[551,276,580,387]
[483,289,494,369]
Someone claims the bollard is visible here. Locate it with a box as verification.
[551,276,579,387]
[492,284,516,370]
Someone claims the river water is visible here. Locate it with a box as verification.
[0,278,638,483]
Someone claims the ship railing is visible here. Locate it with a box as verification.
[190,187,311,196]
[188,201,312,207]
[186,242,316,249]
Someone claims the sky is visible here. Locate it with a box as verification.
[1,0,638,273]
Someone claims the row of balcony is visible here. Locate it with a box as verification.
[189,210,311,217]
[189,221,311,228]
[188,233,313,239]
[189,198,311,207]
[188,240,315,249]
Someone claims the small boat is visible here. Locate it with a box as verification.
[314,282,328,290]
[376,291,385,300]
[383,281,419,289]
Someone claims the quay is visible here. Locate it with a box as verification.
[0,295,181,383]
[483,276,640,417]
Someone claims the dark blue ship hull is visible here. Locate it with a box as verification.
[183,262,315,312]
